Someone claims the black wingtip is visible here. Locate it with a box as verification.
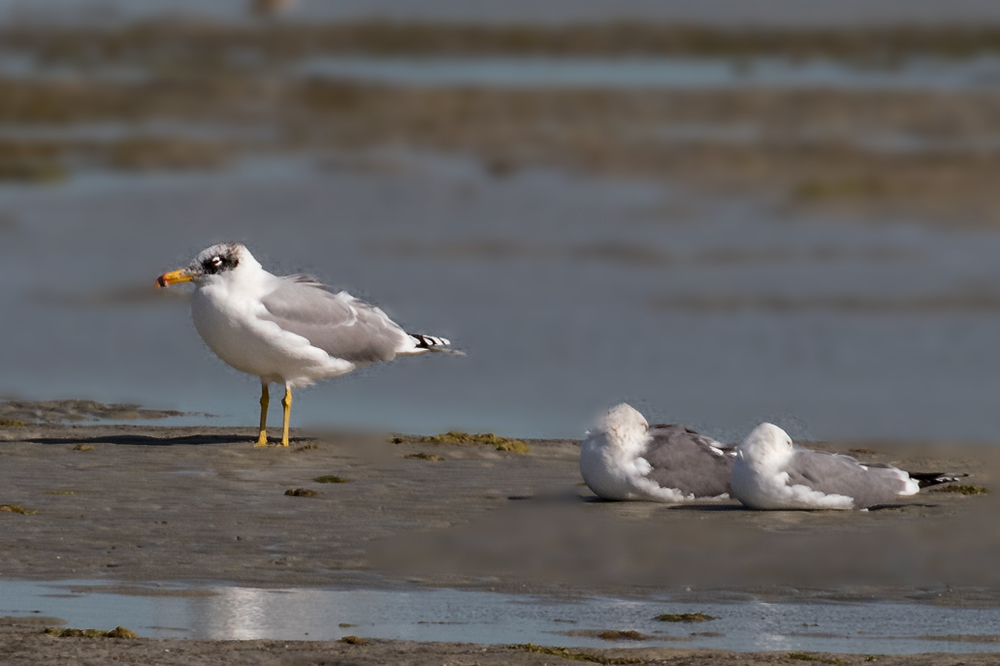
[410,333,450,349]
[908,471,968,489]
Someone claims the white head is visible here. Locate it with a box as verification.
[156,243,261,288]
[737,422,794,465]
[587,402,648,448]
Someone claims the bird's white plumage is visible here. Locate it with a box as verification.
[731,423,919,511]
[183,244,443,387]
[581,404,678,501]
[579,403,732,503]
[159,242,454,447]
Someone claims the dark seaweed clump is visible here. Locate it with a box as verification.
[405,452,445,461]
[418,431,529,454]
[654,612,716,623]
[931,484,988,495]
[313,475,351,484]
[43,626,137,638]
[511,644,642,664]
[788,653,847,665]
[339,635,368,645]
[597,630,650,641]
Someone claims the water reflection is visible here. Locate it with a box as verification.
[4,580,1000,653]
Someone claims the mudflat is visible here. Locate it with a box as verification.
[0,420,998,664]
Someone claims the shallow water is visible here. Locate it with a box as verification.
[8,50,1000,92]
[293,56,1000,92]
[3,580,1000,653]
[4,153,1000,442]
[5,0,1000,27]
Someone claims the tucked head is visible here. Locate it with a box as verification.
[595,403,648,437]
[738,422,794,462]
[156,243,253,287]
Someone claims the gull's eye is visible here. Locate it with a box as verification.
[200,249,239,274]
[202,255,226,274]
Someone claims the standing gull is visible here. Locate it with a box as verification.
[156,243,456,447]
[731,423,961,510]
[579,403,734,502]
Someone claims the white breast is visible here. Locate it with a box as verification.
[580,435,637,500]
[191,279,352,385]
[580,432,689,503]
[730,453,854,510]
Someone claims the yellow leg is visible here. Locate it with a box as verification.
[255,383,269,447]
[281,386,292,447]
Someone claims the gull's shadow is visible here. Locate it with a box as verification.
[508,492,592,504]
[28,434,316,447]
[508,495,747,510]
[867,502,938,511]
[668,503,747,512]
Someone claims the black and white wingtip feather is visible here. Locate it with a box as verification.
[907,471,968,489]
[410,333,449,348]
[410,333,465,355]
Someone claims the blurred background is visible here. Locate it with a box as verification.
[5,0,1000,442]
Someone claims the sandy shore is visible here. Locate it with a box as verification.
[0,420,998,663]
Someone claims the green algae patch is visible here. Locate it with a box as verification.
[340,635,368,645]
[43,626,137,638]
[511,644,642,664]
[313,475,351,484]
[0,504,37,515]
[793,177,890,202]
[405,452,445,462]
[0,161,67,185]
[284,488,317,497]
[654,612,716,623]
[105,136,231,172]
[931,484,988,495]
[788,653,846,665]
[419,431,529,454]
[42,490,75,495]
[0,419,24,427]
[597,630,650,641]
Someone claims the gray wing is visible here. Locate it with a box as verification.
[259,277,411,364]
[785,448,910,508]
[642,424,733,498]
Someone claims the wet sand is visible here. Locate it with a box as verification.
[0,419,998,662]
[0,421,995,596]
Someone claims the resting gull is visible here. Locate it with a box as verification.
[731,422,961,510]
[156,243,456,447]
[579,403,734,502]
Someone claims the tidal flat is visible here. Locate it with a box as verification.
[8,22,1000,223]
[0,419,998,661]
[5,18,1000,662]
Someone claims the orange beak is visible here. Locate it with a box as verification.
[156,268,195,288]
